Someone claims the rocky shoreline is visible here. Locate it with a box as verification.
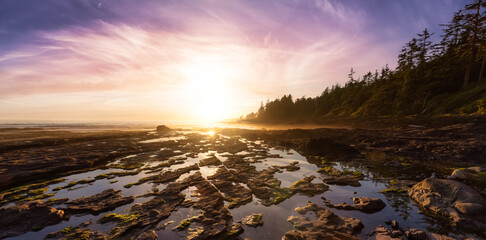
[0,123,485,239]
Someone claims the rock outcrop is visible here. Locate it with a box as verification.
[408,178,486,231]
[290,175,329,196]
[284,201,363,240]
[242,213,263,227]
[0,200,64,238]
[63,189,134,215]
[156,125,171,134]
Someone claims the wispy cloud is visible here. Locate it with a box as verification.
[0,0,465,121]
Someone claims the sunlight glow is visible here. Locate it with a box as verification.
[207,130,215,136]
[179,55,240,122]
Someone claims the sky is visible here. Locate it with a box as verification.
[0,0,465,123]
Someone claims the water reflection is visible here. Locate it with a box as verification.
[4,131,468,240]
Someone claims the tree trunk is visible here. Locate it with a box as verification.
[464,54,473,88]
[479,51,486,81]
[464,0,482,88]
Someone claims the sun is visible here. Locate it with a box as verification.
[179,56,238,122]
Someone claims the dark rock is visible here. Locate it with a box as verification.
[290,175,329,196]
[242,213,263,227]
[323,197,386,214]
[157,221,174,230]
[282,230,305,240]
[107,179,187,239]
[405,228,428,240]
[246,168,293,205]
[450,169,467,180]
[409,178,486,231]
[322,175,361,187]
[427,232,456,240]
[185,173,234,239]
[298,138,363,159]
[227,223,244,237]
[0,200,64,238]
[278,161,300,172]
[63,189,134,215]
[384,160,402,168]
[152,164,199,184]
[156,125,171,134]
[466,166,486,173]
[391,230,403,237]
[45,226,106,240]
[180,198,195,208]
[149,209,160,218]
[207,167,252,209]
[286,201,363,240]
[390,220,399,230]
[0,131,152,191]
[353,197,386,214]
[136,230,158,240]
[367,226,401,240]
[199,156,222,166]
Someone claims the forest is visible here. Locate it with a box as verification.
[244,0,486,123]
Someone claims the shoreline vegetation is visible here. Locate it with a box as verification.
[241,1,486,124]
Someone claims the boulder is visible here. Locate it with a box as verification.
[466,166,486,174]
[156,125,171,134]
[323,197,386,214]
[352,197,387,213]
[242,213,263,227]
[450,169,467,180]
[408,178,486,230]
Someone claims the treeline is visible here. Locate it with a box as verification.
[245,0,486,123]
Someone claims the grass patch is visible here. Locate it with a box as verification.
[94,174,108,180]
[124,176,156,188]
[20,193,55,202]
[273,189,294,204]
[98,213,138,225]
[0,178,65,202]
[27,188,47,196]
[173,219,191,230]
[45,226,95,240]
[380,188,407,193]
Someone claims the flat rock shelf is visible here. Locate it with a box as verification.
[0,128,483,240]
